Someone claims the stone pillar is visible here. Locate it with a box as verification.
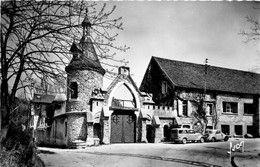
[141,120,148,143]
[154,126,162,143]
[86,123,94,146]
[102,118,110,144]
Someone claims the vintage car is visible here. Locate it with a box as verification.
[203,129,229,142]
[170,128,205,144]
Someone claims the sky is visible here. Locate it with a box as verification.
[94,1,260,89]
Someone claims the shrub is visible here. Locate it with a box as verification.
[0,123,35,167]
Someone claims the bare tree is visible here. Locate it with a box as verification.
[239,16,260,44]
[239,13,260,72]
[1,0,129,132]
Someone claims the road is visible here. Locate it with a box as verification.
[38,138,260,167]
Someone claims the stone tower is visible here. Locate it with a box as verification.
[65,9,105,146]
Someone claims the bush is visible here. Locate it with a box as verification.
[0,124,35,167]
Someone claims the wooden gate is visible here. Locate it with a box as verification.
[111,112,135,143]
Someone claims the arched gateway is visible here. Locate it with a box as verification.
[105,67,141,143]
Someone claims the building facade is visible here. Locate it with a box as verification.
[30,13,260,148]
[139,56,260,138]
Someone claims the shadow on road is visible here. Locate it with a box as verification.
[205,146,225,150]
[83,151,222,167]
[37,150,56,154]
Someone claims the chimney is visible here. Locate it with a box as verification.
[118,66,130,76]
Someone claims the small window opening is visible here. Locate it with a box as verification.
[162,81,168,94]
[65,121,67,137]
[183,100,188,116]
[70,82,78,99]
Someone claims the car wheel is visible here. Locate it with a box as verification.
[182,138,187,144]
[224,136,229,141]
[211,137,216,142]
[200,138,204,143]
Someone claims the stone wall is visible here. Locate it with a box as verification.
[50,117,67,146]
[67,114,87,146]
[102,118,110,144]
[216,94,255,136]
[67,70,103,112]
[137,119,148,143]
[154,127,162,143]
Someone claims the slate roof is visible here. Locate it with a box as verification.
[153,56,260,95]
[65,37,105,75]
[31,93,55,103]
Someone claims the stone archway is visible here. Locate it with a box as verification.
[107,81,141,110]
[108,82,140,143]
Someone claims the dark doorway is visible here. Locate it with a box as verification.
[94,124,102,140]
[235,125,243,136]
[163,125,171,141]
[111,110,136,143]
[146,125,155,143]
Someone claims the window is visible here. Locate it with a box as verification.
[189,130,195,134]
[179,130,188,134]
[183,100,188,116]
[206,103,213,115]
[39,117,45,127]
[161,81,168,94]
[223,102,237,113]
[244,103,254,115]
[65,121,67,137]
[30,116,34,127]
[221,125,230,135]
[182,125,191,129]
[247,126,254,135]
[235,125,243,136]
[70,82,78,99]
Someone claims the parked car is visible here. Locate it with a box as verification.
[203,129,229,142]
[170,128,205,144]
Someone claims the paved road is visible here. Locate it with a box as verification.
[38,138,260,167]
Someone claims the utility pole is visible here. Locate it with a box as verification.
[204,58,208,97]
[202,58,208,133]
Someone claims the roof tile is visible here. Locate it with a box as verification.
[153,56,260,95]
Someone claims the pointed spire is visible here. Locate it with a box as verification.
[66,7,105,75]
[82,8,91,38]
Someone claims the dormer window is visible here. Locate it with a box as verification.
[162,81,168,94]
[74,53,80,59]
[70,82,78,99]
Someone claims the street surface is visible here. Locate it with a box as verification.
[38,138,260,167]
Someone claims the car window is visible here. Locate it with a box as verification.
[179,130,183,134]
[183,125,190,129]
[180,130,188,134]
[206,130,212,134]
[216,130,221,134]
[189,130,195,134]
